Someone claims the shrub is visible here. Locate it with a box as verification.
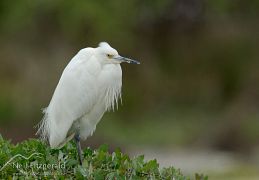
[0,135,207,179]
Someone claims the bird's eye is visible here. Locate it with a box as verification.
[107,54,113,58]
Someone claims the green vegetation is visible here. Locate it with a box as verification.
[0,135,207,179]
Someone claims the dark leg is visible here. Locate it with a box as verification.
[74,133,83,165]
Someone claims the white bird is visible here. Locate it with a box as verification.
[36,42,139,164]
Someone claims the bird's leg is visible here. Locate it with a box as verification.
[74,133,83,165]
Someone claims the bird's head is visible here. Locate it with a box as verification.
[96,42,140,65]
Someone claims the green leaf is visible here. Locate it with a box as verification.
[0,134,204,179]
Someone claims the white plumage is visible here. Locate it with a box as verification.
[36,42,139,149]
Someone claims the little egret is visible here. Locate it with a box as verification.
[36,42,140,164]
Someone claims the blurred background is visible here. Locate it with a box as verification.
[1,0,259,179]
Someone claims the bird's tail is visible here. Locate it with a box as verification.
[35,107,50,142]
[56,132,75,149]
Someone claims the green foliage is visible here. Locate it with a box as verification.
[0,135,208,179]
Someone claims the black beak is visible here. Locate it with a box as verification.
[113,56,140,64]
